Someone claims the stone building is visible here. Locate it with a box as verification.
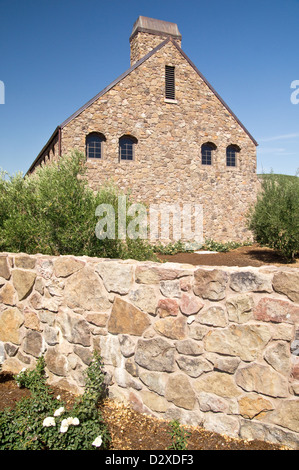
[27,16,258,243]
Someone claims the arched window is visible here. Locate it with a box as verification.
[119,135,137,161]
[86,133,106,159]
[226,144,240,167]
[201,142,217,165]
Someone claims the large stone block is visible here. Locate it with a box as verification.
[135,337,175,372]
[12,269,36,300]
[165,373,196,410]
[154,316,186,340]
[108,297,150,335]
[204,324,271,361]
[57,311,91,347]
[268,400,299,433]
[254,297,299,324]
[176,355,213,377]
[193,269,228,300]
[53,257,85,278]
[235,363,289,398]
[64,266,110,311]
[179,293,204,316]
[129,285,158,314]
[194,371,241,398]
[272,271,299,303]
[0,256,10,280]
[230,271,272,293]
[96,261,134,294]
[0,307,24,344]
[226,294,254,323]
[23,330,43,357]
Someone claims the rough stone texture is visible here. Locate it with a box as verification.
[108,297,150,335]
[12,269,36,301]
[23,330,43,358]
[235,363,289,398]
[193,269,228,300]
[204,324,271,361]
[154,316,187,340]
[156,298,179,317]
[135,337,175,372]
[230,271,272,293]
[194,371,241,398]
[272,271,299,303]
[53,257,85,278]
[0,307,24,344]
[64,266,110,311]
[254,297,299,324]
[0,256,10,280]
[179,293,204,316]
[0,283,17,306]
[128,285,158,314]
[268,400,299,433]
[238,394,274,419]
[198,306,227,327]
[0,253,298,449]
[226,294,254,323]
[95,262,134,294]
[165,374,196,410]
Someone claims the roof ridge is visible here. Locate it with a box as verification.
[59,38,171,129]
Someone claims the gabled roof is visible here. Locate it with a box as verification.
[27,36,257,175]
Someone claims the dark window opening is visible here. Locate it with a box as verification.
[201,142,216,165]
[165,65,175,100]
[226,145,240,167]
[86,133,105,159]
[119,135,137,161]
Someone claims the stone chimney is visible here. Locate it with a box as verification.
[129,16,182,65]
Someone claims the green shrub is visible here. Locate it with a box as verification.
[0,152,156,261]
[248,173,299,261]
[168,419,190,450]
[0,353,110,450]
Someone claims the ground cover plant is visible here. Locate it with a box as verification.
[0,353,110,450]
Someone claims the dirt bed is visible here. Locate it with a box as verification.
[157,244,298,267]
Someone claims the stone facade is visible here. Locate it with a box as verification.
[0,252,298,449]
[27,16,258,243]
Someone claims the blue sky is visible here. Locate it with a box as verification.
[0,0,298,176]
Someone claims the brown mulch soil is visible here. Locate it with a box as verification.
[156,243,299,268]
[0,245,295,451]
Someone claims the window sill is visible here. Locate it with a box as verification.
[164,98,178,104]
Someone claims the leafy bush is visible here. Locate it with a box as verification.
[0,353,110,450]
[0,152,156,261]
[248,173,299,261]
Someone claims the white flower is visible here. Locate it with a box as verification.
[54,406,65,417]
[60,418,69,433]
[59,416,80,433]
[43,417,56,427]
[70,417,79,426]
[56,395,61,400]
[92,436,102,448]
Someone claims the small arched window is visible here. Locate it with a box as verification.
[119,135,137,161]
[201,142,217,166]
[86,133,106,159]
[226,144,240,167]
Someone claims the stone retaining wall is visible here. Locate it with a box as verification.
[0,252,298,449]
